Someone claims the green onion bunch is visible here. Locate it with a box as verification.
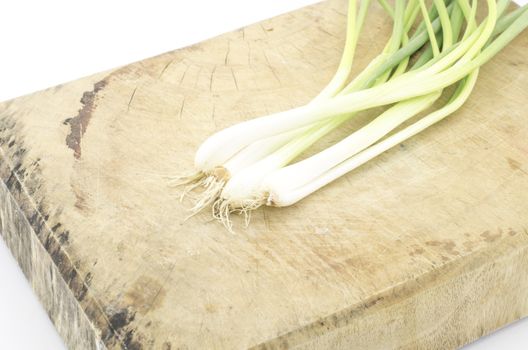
[174,0,528,230]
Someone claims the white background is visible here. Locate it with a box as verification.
[0,0,527,349]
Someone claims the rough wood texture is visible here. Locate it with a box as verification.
[0,1,527,349]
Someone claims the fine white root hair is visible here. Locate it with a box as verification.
[188,176,226,215]
[167,171,207,202]
[167,171,205,187]
[211,197,264,232]
[169,168,234,220]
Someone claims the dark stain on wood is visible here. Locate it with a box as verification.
[74,193,87,210]
[480,230,502,243]
[124,276,167,314]
[104,306,150,349]
[362,295,384,309]
[58,230,70,245]
[123,329,143,350]
[72,183,91,213]
[64,80,107,159]
[425,240,460,256]
[507,157,521,171]
[109,308,136,332]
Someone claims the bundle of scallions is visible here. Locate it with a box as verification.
[173,0,528,230]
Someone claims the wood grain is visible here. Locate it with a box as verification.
[0,1,527,349]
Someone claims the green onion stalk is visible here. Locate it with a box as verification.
[173,0,528,230]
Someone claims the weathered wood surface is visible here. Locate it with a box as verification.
[0,1,527,349]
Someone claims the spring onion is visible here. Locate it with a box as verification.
[173,0,528,230]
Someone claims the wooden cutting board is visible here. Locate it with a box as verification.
[1,1,527,349]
